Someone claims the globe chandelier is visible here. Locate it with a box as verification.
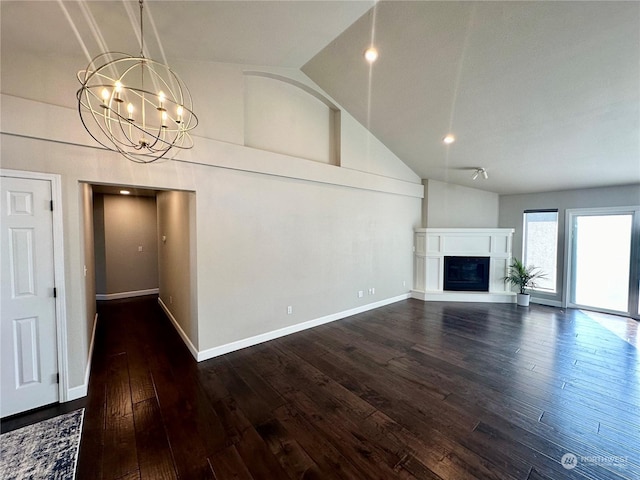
[77,0,197,163]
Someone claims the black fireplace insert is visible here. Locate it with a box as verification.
[443,256,490,292]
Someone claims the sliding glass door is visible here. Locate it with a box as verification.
[567,207,640,319]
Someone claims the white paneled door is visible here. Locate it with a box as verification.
[1,176,58,417]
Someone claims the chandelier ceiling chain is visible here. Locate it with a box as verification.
[77,0,198,163]
[138,0,144,57]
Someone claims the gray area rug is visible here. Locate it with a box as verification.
[0,409,84,480]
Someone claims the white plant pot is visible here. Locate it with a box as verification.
[517,293,530,307]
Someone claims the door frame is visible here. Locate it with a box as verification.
[1,169,69,404]
[563,205,640,319]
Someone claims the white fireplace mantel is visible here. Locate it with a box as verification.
[412,228,516,303]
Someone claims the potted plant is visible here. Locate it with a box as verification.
[504,258,547,306]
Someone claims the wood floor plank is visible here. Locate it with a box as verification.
[9,296,638,480]
[145,359,217,479]
[113,471,141,480]
[105,352,133,418]
[103,412,139,480]
[207,357,275,427]
[75,363,107,479]
[233,422,293,480]
[271,403,366,479]
[124,335,156,405]
[208,445,255,480]
[102,353,139,480]
[255,418,324,480]
[226,352,286,412]
[286,390,417,480]
[133,398,178,480]
[208,396,252,448]
[245,342,377,421]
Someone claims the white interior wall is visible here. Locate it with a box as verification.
[80,184,96,377]
[157,190,196,349]
[244,74,336,164]
[499,184,640,304]
[2,50,420,186]
[98,194,159,296]
[0,50,422,393]
[422,178,499,228]
[197,169,418,352]
[92,192,106,296]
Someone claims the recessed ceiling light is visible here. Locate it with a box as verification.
[364,47,379,63]
[120,190,131,195]
[443,134,455,144]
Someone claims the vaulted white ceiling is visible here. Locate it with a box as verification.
[2,1,639,195]
[0,1,371,67]
[303,1,640,195]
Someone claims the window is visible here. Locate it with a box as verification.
[523,210,558,293]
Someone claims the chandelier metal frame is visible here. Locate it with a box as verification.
[76,0,197,163]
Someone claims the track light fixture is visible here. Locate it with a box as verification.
[472,168,488,180]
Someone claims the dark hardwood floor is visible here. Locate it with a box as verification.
[4,296,639,479]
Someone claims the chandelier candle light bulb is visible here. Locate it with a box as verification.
[114,81,123,102]
[100,88,110,107]
[157,91,166,111]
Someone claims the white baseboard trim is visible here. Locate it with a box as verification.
[66,312,98,401]
[96,288,159,301]
[196,294,411,362]
[158,297,200,361]
[410,290,516,303]
[66,384,87,401]
[531,297,562,307]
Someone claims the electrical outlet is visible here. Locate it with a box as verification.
[138,245,143,252]
[358,290,364,298]
[371,287,375,295]
[287,306,293,315]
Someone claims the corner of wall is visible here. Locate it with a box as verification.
[66,312,98,401]
[158,297,199,360]
[421,178,429,228]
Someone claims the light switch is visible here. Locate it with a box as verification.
[138,245,143,252]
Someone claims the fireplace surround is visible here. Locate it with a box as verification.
[412,228,515,303]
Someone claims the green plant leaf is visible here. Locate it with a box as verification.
[503,258,547,294]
